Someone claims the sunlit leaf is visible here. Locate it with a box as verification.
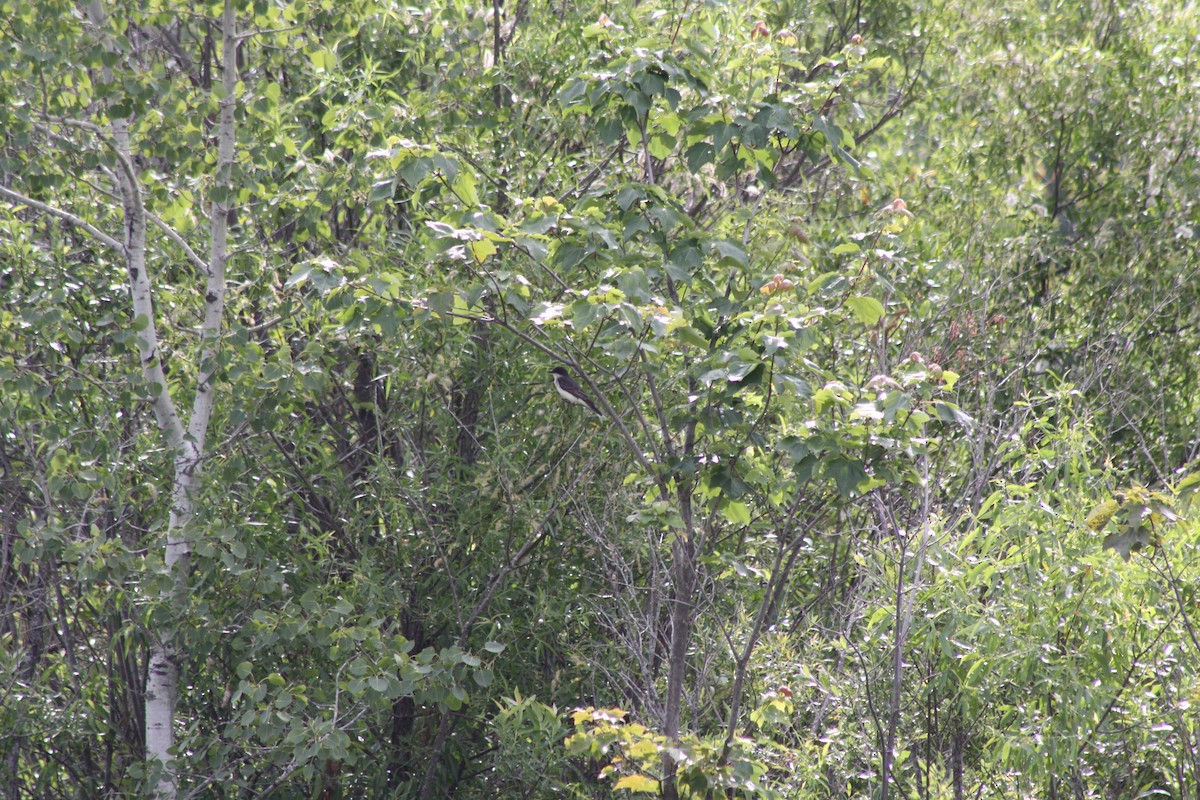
[613,774,660,793]
[846,296,885,326]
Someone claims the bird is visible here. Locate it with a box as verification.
[550,366,602,416]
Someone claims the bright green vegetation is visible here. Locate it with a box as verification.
[2,0,1198,798]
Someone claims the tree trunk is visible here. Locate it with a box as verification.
[660,487,698,800]
[79,2,236,796]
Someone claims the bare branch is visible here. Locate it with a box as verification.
[0,184,125,254]
[148,213,210,277]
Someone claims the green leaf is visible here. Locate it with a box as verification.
[673,325,709,349]
[453,171,479,206]
[778,437,808,462]
[846,296,885,326]
[648,132,675,159]
[369,179,396,202]
[709,463,749,497]
[1103,525,1149,561]
[720,500,752,525]
[808,272,846,295]
[711,240,747,266]
[726,359,761,383]
[775,374,812,399]
[559,78,588,106]
[1176,471,1200,510]
[812,115,843,149]
[932,401,974,429]
[399,156,434,185]
[826,458,869,498]
[426,291,455,316]
[762,334,787,355]
[309,49,336,71]
[685,141,715,172]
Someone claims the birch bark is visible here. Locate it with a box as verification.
[76,2,237,796]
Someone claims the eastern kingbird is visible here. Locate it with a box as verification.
[550,366,602,415]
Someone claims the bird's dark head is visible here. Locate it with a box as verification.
[550,366,569,377]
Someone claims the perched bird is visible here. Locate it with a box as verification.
[550,366,602,416]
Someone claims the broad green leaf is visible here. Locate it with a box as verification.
[369,179,396,202]
[762,334,787,355]
[1103,526,1149,561]
[711,240,747,265]
[720,500,752,525]
[932,401,974,429]
[309,49,336,71]
[812,115,843,148]
[808,272,846,295]
[686,141,714,172]
[846,296,885,326]
[826,458,868,498]
[673,325,709,348]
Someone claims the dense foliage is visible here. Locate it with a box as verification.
[2,0,1198,798]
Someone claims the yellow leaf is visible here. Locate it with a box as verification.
[627,738,658,759]
[614,774,660,793]
[1084,501,1118,532]
[469,239,497,264]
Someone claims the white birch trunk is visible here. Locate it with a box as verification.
[78,2,236,797]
